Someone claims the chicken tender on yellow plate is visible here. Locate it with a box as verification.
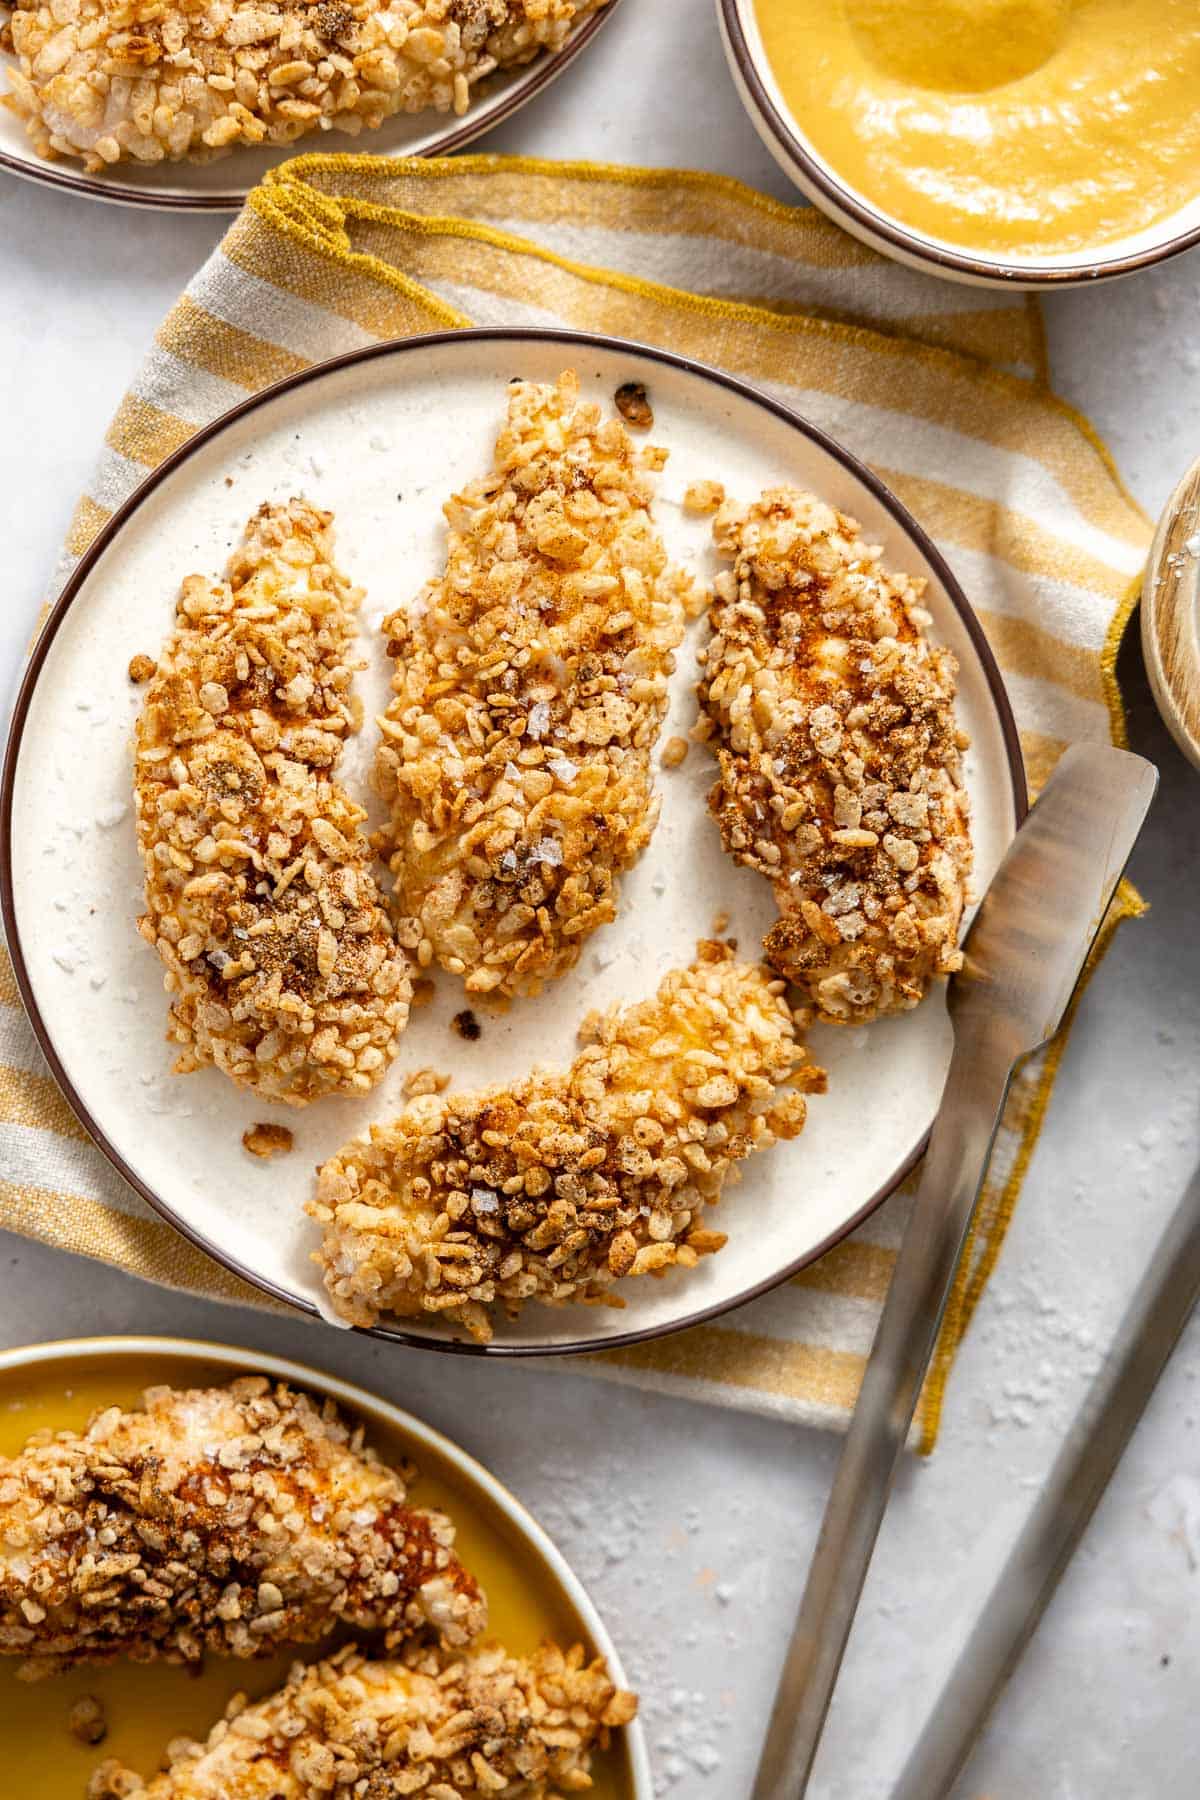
[0,1376,485,1677]
[698,487,972,1024]
[134,497,411,1105]
[310,943,822,1339]
[5,0,606,173]
[373,369,698,1001]
[90,1638,635,1799]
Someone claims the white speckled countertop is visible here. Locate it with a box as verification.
[3,3,1200,1794]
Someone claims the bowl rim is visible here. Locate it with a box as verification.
[0,0,621,214]
[0,1330,651,1797]
[0,323,1028,1357]
[718,0,1200,288]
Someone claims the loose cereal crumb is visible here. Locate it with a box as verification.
[7,0,608,173]
[87,1762,139,1800]
[93,1641,632,1799]
[613,380,654,428]
[699,486,972,1023]
[310,945,822,1338]
[451,1008,482,1041]
[134,499,411,1105]
[374,371,700,1001]
[661,734,689,769]
[69,1695,107,1745]
[127,655,155,685]
[401,1067,451,1098]
[683,480,726,515]
[241,1122,294,1159]
[711,909,731,935]
[0,1378,484,1678]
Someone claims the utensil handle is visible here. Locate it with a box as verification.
[752,1017,1015,1800]
[892,1163,1200,1800]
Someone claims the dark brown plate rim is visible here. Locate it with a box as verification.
[719,0,1200,288]
[0,324,1028,1357]
[0,0,620,213]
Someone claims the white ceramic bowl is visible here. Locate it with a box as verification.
[718,0,1200,290]
[0,1334,651,1798]
[0,327,1025,1354]
[0,0,620,211]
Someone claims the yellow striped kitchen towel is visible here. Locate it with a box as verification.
[0,155,1151,1451]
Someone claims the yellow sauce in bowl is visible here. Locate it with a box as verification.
[0,1353,632,1800]
[752,0,1200,259]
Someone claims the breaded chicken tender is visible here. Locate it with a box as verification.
[5,0,605,174]
[373,370,697,1001]
[89,1638,636,1799]
[134,498,411,1105]
[699,487,972,1024]
[310,944,821,1340]
[0,1376,485,1678]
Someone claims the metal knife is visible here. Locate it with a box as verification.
[892,1160,1200,1800]
[751,741,1158,1800]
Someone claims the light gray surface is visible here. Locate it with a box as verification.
[3,3,1200,1794]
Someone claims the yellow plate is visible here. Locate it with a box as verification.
[0,1336,648,1798]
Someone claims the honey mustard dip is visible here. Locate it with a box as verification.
[752,0,1200,258]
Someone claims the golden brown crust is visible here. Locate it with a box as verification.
[698,487,972,1024]
[89,1639,635,1798]
[373,369,698,1001]
[6,0,606,171]
[310,944,821,1339]
[134,498,411,1105]
[0,1376,485,1676]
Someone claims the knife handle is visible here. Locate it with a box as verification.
[752,1015,1015,1799]
[892,1162,1200,1800]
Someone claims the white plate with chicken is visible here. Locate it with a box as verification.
[0,0,619,209]
[0,328,1026,1353]
[0,1333,646,1798]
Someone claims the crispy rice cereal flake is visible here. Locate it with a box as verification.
[241,1120,294,1157]
[134,497,411,1105]
[310,943,822,1340]
[90,1639,635,1799]
[5,0,607,173]
[699,486,972,1024]
[374,369,699,1000]
[0,1377,485,1678]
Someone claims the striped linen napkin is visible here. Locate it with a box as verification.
[0,155,1150,1450]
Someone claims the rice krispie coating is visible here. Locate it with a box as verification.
[0,1376,485,1678]
[698,487,972,1025]
[374,369,698,1002]
[134,498,411,1106]
[310,943,821,1340]
[4,0,605,172]
[90,1638,636,1798]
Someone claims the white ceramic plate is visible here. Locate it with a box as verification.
[1,328,1025,1352]
[718,0,1200,289]
[0,1,619,211]
[0,1333,649,1799]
